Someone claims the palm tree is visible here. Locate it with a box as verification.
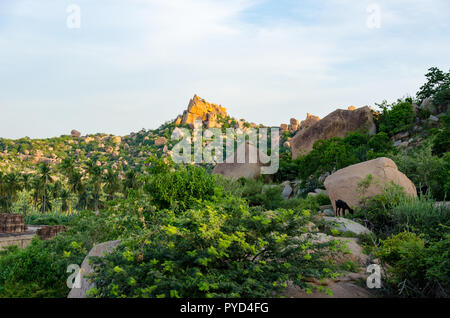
[0,172,6,212]
[20,173,32,216]
[122,170,140,198]
[104,168,121,201]
[60,189,69,213]
[70,170,83,211]
[4,173,21,213]
[38,163,53,213]
[60,158,75,214]
[86,160,103,212]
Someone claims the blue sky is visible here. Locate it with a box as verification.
[0,0,449,139]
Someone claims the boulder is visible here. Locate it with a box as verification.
[68,240,121,298]
[154,137,168,147]
[291,106,376,159]
[212,141,269,179]
[420,97,438,115]
[280,124,289,133]
[71,130,81,138]
[282,182,293,199]
[324,157,417,212]
[289,118,299,132]
[429,115,440,122]
[324,217,371,235]
[299,113,320,130]
[111,136,122,144]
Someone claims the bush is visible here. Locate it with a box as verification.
[390,141,449,200]
[355,183,450,241]
[376,98,415,136]
[375,232,449,297]
[90,197,345,298]
[144,164,216,211]
[0,211,118,297]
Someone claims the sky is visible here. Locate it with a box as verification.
[0,0,449,139]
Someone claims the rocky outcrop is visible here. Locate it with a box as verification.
[68,240,121,298]
[212,141,269,179]
[176,95,227,129]
[71,130,81,138]
[291,106,376,159]
[324,157,417,212]
[299,113,320,130]
[289,118,299,133]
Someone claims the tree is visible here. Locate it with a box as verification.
[38,163,53,213]
[86,161,103,212]
[4,173,21,213]
[60,158,75,214]
[122,170,140,198]
[104,168,121,201]
[416,67,450,108]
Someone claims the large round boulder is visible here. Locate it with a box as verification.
[291,106,376,159]
[212,141,269,179]
[324,157,417,212]
[67,240,121,298]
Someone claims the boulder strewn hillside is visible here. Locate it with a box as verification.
[291,106,376,159]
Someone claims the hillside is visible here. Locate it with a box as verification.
[0,67,449,299]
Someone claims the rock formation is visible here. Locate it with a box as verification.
[324,157,417,212]
[212,141,269,179]
[289,118,299,133]
[291,106,376,159]
[68,240,121,298]
[175,95,228,129]
[71,130,81,138]
[299,113,321,130]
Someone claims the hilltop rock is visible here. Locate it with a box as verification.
[324,157,417,212]
[71,130,81,138]
[299,113,321,131]
[291,106,376,159]
[176,95,228,129]
[212,141,269,179]
[289,118,299,133]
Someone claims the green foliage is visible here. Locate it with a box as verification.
[355,183,450,241]
[390,141,449,200]
[293,132,392,182]
[144,163,216,211]
[0,211,118,297]
[375,232,449,297]
[90,198,343,298]
[416,67,450,111]
[376,98,415,136]
[432,112,450,155]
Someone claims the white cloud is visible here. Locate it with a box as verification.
[0,0,449,138]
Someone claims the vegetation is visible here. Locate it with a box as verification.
[0,67,448,298]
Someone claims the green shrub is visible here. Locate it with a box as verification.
[390,141,449,200]
[376,98,415,136]
[90,198,345,298]
[144,164,216,211]
[356,184,450,241]
[0,211,118,298]
[375,232,449,297]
